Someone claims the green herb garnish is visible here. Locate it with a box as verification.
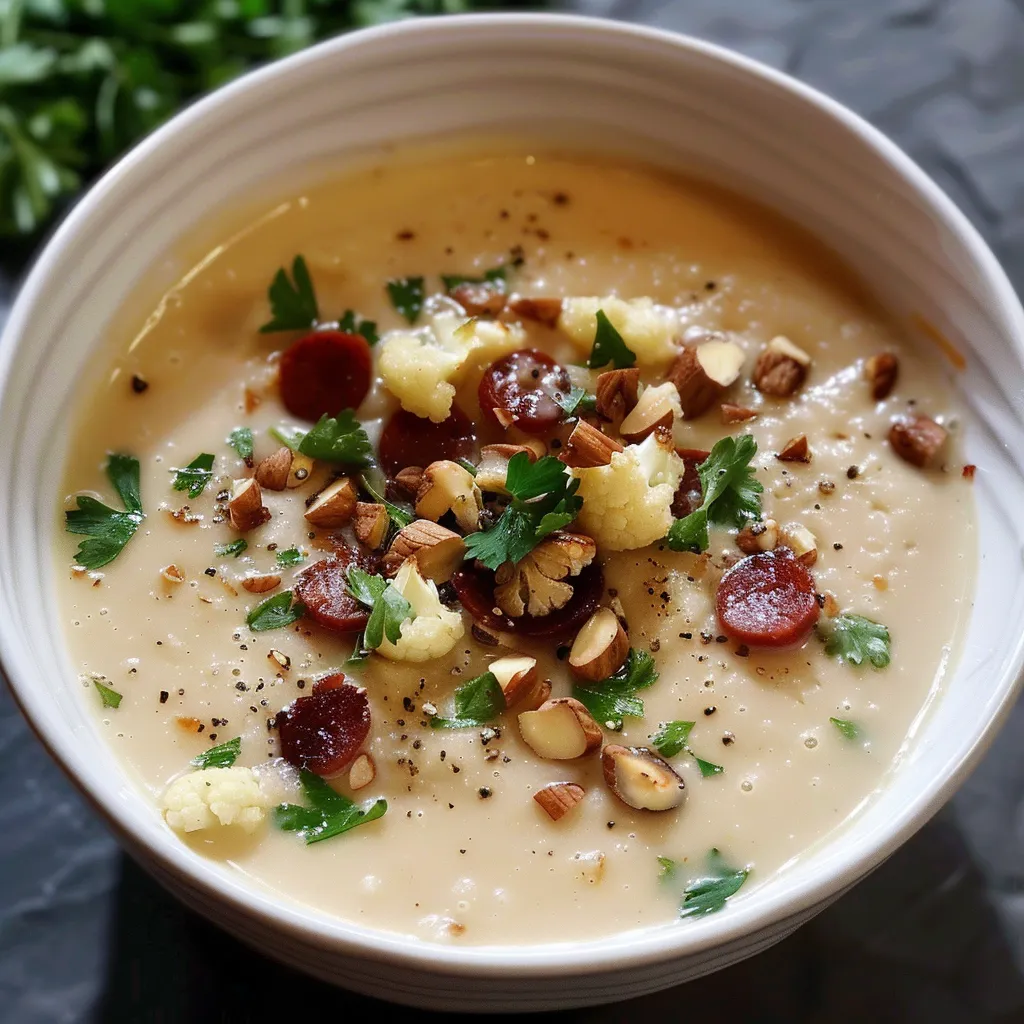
[260,255,318,333]
[678,849,749,918]
[190,736,241,769]
[172,452,214,498]
[650,720,725,777]
[464,453,582,569]
[93,679,122,709]
[359,467,415,530]
[572,649,658,730]
[65,453,145,569]
[387,276,424,324]
[667,435,762,553]
[429,672,505,729]
[587,309,636,369]
[274,769,387,845]
[215,538,247,559]
[297,410,371,465]
[441,265,507,291]
[657,856,679,882]
[246,591,305,632]
[276,547,305,568]
[554,385,596,417]
[227,427,254,463]
[337,309,379,345]
[456,458,478,477]
[346,568,413,650]
[269,425,306,452]
[830,717,861,740]
[819,614,891,668]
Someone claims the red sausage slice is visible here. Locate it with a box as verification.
[276,678,370,777]
[672,447,709,518]
[716,549,819,648]
[479,349,572,434]
[278,331,372,422]
[294,543,379,634]
[452,562,605,639]
[378,406,477,476]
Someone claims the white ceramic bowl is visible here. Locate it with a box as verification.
[2,13,1023,1012]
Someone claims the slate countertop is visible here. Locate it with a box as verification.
[4,2,1024,1021]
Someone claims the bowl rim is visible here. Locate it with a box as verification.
[4,10,1024,975]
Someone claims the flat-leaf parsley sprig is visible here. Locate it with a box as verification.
[429,672,505,729]
[818,613,891,668]
[657,848,750,918]
[346,568,414,651]
[464,453,583,570]
[572,648,658,730]
[275,769,387,845]
[65,453,145,569]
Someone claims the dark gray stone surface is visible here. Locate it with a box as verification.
[3,1,1024,1020]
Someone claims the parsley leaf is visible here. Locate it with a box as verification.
[572,649,659,729]
[464,453,582,569]
[65,453,145,569]
[667,435,763,552]
[441,265,507,291]
[227,427,254,463]
[346,568,413,650]
[297,410,371,465]
[345,638,372,669]
[269,425,306,452]
[246,591,305,632]
[657,856,680,882]
[274,769,387,845]
[172,453,215,499]
[338,309,379,346]
[260,255,318,333]
[651,720,725,777]
[216,538,247,558]
[190,736,241,769]
[387,276,425,324]
[276,547,305,568]
[679,849,750,918]
[93,679,122,709]
[430,672,505,729]
[359,468,415,530]
[588,309,636,369]
[554,385,596,417]
[819,614,891,668]
[830,717,861,740]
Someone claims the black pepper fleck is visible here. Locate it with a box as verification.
[131,374,149,394]
[159,691,168,704]
[846,466,860,480]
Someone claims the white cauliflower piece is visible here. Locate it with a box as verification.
[559,296,680,368]
[162,766,267,834]
[572,432,685,551]
[377,559,464,662]
[379,313,524,422]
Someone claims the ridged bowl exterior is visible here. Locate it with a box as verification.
[1,14,1022,1011]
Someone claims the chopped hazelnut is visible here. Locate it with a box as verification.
[475,443,537,493]
[568,607,629,681]
[394,466,424,497]
[507,296,563,328]
[669,336,745,417]
[534,782,586,821]
[865,353,899,400]
[753,336,811,397]
[519,698,602,759]
[450,282,507,317]
[242,573,282,594]
[594,368,641,421]
[721,403,758,424]
[304,477,358,528]
[416,460,483,533]
[255,447,293,491]
[228,478,270,532]
[889,415,947,468]
[384,519,465,583]
[559,419,623,469]
[619,382,682,443]
[776,435,810,463]
[736,518,779,554]
[353,502,389,550]
[602,745,685,811]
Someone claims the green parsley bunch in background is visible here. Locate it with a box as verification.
[0,0,535,269]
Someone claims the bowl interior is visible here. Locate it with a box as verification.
[2,13,1023,981]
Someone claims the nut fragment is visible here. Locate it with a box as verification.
[619,382,682,443]
[753,336,811,397]
[889,415,947,468]
[865,353,899,400]
[601,745,686,811]
[228,478,271,532]
[488,655,538,708]
[450,282,507,317]
[394,466,424,497]
[523,679,552,711]
[519,698,603,759]
[161,564,185,584]
[416,460,483,533]
[780,523,817,566]
[353,502,389,550]
[670,337,745,418]
[721,403,758,424]
[475,443,537,493]
[559,419,624,469]
[507,296,563,328]
[736,518,779,554]
[348,753,376,791]
[242,573,282,594]
[534,782,585,822]
[568,607,628,681]
[287,453,315,489]
[595,368,641,421]
[494,532,596,617]
[268,649,291,670]
[304,477,358,528]
[255,447,293,490]
[777,435,810,463]
[385,519,465,583]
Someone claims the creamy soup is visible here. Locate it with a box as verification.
[57,147,975,945]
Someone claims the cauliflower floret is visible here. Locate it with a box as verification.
[379,313,524,422]
[559,296,680,368]
[377,559,465,662]
[162,766,267,834]
[572,431,685,551]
